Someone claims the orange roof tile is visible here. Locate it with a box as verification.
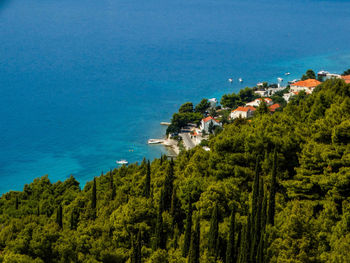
[341,75,350,84]
[202,116,219,123]
[291,79,321,88]
[232,106,256,112]
[269,103,280,112]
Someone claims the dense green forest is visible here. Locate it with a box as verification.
[0,78,350,263]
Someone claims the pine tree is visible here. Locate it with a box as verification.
[268,149,277,226]
[208,203,219,258]
[226,209,236,263]
[56,205,63,229]
[110,169,116,201]
[144,160,151,198]
[183,196,192,257]
[188,216,200,263]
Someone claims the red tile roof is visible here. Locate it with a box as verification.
[269,103,280,112]
[202,116,219,123]
[232,106,256,112]
[291,79,321,88]
[341,75,350,84]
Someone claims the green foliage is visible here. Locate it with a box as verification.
[342,69,350,76]
[301,69,316,80]
[0,78,349,262]
[195,99,210,114]
[179,102,194,113]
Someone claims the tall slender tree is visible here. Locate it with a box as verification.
[183,195,192,257]
[188,216,200,263]
[131,229,142,263]
[56,205,63,229]
[144,160,151,198]
[251,177,264,262]
[268,149,277,226]
[226,209,236,263]
[163,161,175,211]
[110,169,116,201]
[155,190,166,250]
[15,196,19,210]
[91,177,97,210]
[208,203,219,258]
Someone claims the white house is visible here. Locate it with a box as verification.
[290,79,321,94]
[254,90,268,97]
[208,98,218,108]
[200,116,221,133]
[245,98,273,107]
[317,71,341,82]
[230,106,256,119]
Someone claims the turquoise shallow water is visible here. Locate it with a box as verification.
[0,0,350,193]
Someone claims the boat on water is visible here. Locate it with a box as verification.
[228,78,233,83]
[285,72,291,76]
[148,139,163,144]
[238,78,243,83]
[277,77,283,82]
[116,160,128,165]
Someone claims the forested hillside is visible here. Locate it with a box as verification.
[0,79,349,263]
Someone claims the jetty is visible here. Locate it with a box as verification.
[160,122,171,126]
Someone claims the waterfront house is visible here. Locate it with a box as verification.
[245,98,273,107]
[290,79,321,94]
[200,116,221,133]
[341,75,350,84]
[230,106,256,119]
[317,71,341,82]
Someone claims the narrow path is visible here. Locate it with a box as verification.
[180,133,195,150]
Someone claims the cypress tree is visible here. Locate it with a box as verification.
[235,223,242,263]
[239,214,251,263]
[56,205,63,229]
[155,190,166,250]
[183,195,192,257]
[144,160,151,198]
[226,209,236,263]
[188,216,200,263]
[252,157,260,220]
[91,177,97,210]
[135,229,142,263]
[208,203,219,258]
[15,196,19,210]
[110,169,116,201]
[256,232,265,263]
[251,177,264,262]
[170,186,179,234]
[261,191,268,233]
[37,205,40,216]
[163,161,175,211]
[268,149,277,226]
[70,208,79,230]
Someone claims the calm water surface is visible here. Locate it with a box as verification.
[1,0,350,192]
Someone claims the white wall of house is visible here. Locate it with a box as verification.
[230,110,253,119]
[200,119,221,133]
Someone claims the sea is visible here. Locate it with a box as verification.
[1,0,350,193]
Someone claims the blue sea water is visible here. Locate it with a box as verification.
[1,0,350,193]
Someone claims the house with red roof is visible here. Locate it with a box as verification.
[200,116,221,133]
[230,106,256,120]
[269,103,281,112]
[245,98,273,107]
[341,75,350,84]
[290,79,321,94]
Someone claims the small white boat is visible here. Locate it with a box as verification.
[238,78,243,83]
[277,77,283,82]
[160,122,171,126]
[116,160,128,165]
[228,78,233,83]
[148,139,163,144]
[285,72,290,76]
